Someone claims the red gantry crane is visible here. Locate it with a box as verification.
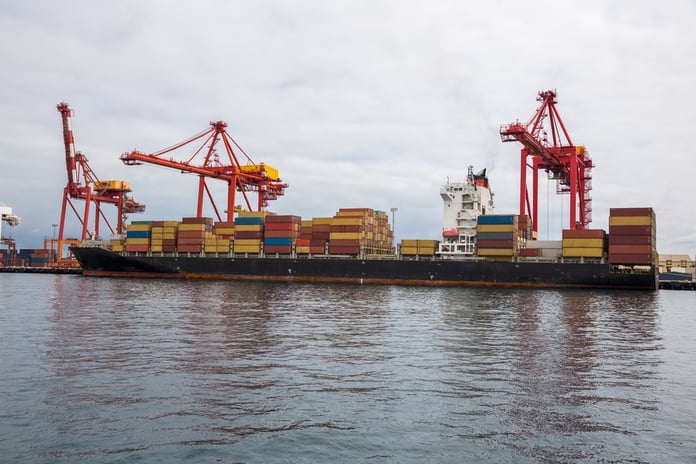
[500,90,593,234]
[120,120,288,222]
[56,102,145,260]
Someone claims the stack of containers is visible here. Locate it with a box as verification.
[608,207,657,265]
[373,210,394,254]
[204,231,231,253]
[329,208,372,255]
[400,239,438,256]
[110,235,125,252]
[329,208,371,255]
[561,229,606,259]
[296,219,312,254]
[210,221,234,254]
[177,217,213,253]
[310,217,332,254]
[30,249,51,267]
[264,215,301,254]
[476,214,519,257]
[328,208,394,255]
[151,221,179,253]
[126,221,152,252]
[233,211,265,254]
[518,215,533,240]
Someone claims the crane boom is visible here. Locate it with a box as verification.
[121,120,287,222]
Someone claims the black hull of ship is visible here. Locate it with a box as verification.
[70,247,658,291]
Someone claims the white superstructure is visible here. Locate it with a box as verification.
[1,202,21,241]
[438,166,494,255]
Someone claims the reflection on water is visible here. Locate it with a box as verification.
[0,275,693,463]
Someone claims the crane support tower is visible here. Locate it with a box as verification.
[56,102,145,260]
[121,120,288,222]
[500,90,593,234]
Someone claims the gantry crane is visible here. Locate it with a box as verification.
[500,90,593,234]
[56,102,145,259]
[0,202,20,255]
[120,120,288,222]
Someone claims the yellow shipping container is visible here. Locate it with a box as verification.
[477,248,515,256]
[477,224,516,233]
[213,227,235,235]
[234,239,262,246]
[233,245,262,253]
[417,248,436,255]
[301,220,313,229]
[400,239,419,247]
[127,223,152,231]
[236,210,267,218]
[150,245,163,253]
[111,243,124,252]
[125,238,150,245]
[151,232,164,240]
[562,238,605,248]
[162,221,180,227]
[400,246,420,255]
[296,246,310,254]
[330,232,362,240]
[312,217,333,225]
[178,223,207,231]
[234,224,263,232]
[608,216,654,226]
[418,240,439,247]
[562,247,604,258]
[331,217,364,226]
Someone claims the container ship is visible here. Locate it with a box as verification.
[70,167,659,290]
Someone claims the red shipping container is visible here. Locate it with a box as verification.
[177,230,206,239]
[234,230,263,239]
[265,215,301,224]
[609,207,655,217]
[477,239,515,249]
[309,245,326,254]
[264,245,293,254]
[608,225,655,236]
[608,235,655,245]
[178,244,202,253]
[519,248,540,257]
[329,245,361,254]
[608,253,655,265]
[264,230,300,239]
[608,244,654,254]
[264,222,298,231]
[125,244,149,252]
[182,217,214,225]
[562,229,606,239]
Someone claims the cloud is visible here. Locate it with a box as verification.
[1,0,694,256]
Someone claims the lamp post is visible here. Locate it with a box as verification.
[390,207,398,253]
[51,223,57,265]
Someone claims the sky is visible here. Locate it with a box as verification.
[1,0,694,255]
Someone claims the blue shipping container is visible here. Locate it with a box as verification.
[477,215,517,225]
[126,230,151,238]
[264,237,293,246]
[235,217,265,226]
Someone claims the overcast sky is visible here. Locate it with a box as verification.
[1,0,694,255]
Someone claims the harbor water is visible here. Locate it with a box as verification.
[1,274,694,463]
